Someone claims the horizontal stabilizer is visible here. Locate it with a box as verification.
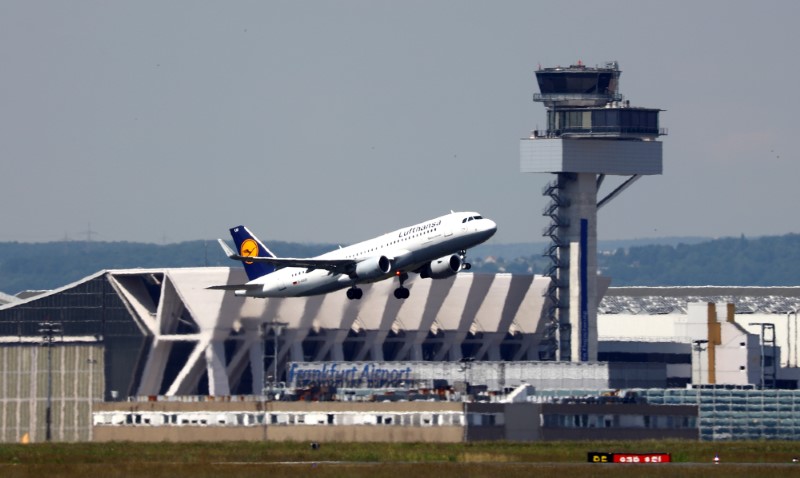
[217,236,356,273]
[206,284,263,291]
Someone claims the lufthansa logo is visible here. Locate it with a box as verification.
[240,238,258,264]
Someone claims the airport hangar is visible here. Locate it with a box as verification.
[2,267,800,398]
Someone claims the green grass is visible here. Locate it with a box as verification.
[1,440,799,477]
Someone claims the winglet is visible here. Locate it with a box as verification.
[217,238,236,258]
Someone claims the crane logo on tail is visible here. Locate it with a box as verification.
[240,239,258,264]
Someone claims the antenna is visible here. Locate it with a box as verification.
[83,223,98,242]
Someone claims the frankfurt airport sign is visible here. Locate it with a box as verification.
[288,362,414,388]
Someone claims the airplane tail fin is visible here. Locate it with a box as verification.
[227,225,278,281]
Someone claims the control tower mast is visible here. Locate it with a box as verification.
[520,61,665,361]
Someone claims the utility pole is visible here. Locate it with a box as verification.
[38,321,62,442]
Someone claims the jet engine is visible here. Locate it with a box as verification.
[419,254,462,279]
[354,255,392,280]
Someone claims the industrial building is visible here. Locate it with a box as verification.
[600,287,800,389]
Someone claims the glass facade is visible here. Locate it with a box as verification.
[536,71,617,97]
[545,108,660,137]
[636,388,800,441]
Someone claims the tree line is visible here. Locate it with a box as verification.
[1,233,799,295]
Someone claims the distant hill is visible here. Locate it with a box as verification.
[598,233,800,286]
[470,236,710,259]
[0,234,798,295]
[0,240,334,294]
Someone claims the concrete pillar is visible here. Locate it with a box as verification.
[560,172,598,361]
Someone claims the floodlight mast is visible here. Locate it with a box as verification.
[38,321,62,442]
[521,61,665,362]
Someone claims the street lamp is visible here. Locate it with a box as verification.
[38,321,62,442]
[692,340,708,387]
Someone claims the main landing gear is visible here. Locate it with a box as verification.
[346,287,363,300]
[394,272,410,299]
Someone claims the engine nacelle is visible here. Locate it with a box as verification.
[419,254,462,279]
[354,255,392,280]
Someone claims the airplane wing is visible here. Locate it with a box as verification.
[217,239,355,273]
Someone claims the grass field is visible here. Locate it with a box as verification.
[1,440,800,477]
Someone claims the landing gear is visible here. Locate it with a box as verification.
[394,272,410,299]
[459,250,472,271]
[346,287,363,300]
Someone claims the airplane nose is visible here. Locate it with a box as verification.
[484,219,498,236]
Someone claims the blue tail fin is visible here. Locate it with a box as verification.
[229,225,277,281]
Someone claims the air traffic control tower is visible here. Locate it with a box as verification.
[520,61,665,362]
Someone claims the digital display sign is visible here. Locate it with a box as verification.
[588,452,671,463]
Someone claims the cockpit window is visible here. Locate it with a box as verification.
[475,216,482,220]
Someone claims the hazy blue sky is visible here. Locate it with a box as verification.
[2,1,798,245]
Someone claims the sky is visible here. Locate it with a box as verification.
[1,1,799,245]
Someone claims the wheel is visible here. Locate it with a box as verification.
[355,288,363,300]
[394,287,409,299]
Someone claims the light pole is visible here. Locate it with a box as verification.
[693,340,708,387]
[262,322,287,399]
[788,309,798,368]
[459,357,474,443]
[38,321,62,442]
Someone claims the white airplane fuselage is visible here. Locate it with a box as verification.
[234,212,496,298]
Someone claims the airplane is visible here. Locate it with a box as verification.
[208,211,497,300]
